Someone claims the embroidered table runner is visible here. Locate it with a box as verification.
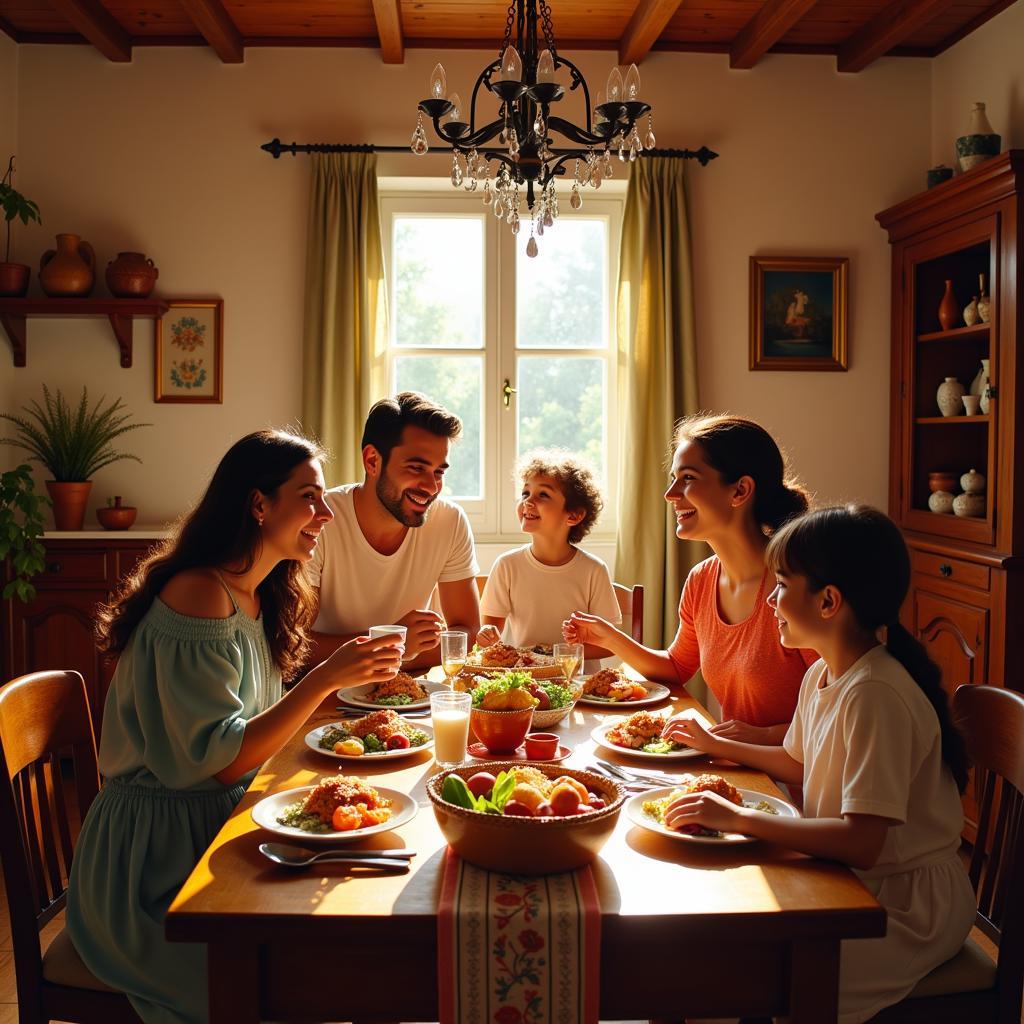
[437,848,601,1024]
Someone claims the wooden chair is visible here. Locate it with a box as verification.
[614,582,644,645]
[0,669,142,1024]
[869,683,1024,1023]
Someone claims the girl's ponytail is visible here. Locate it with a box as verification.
[886,622,969,793]
[767,505,970,792]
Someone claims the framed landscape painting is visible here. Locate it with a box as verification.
[749,256,848,371]
[155,299,224,403]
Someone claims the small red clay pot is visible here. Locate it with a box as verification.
[523,733,560,759]
[96,496,137,530]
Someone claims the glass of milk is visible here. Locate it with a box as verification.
[431,690,471,769]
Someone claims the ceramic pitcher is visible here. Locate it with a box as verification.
[39,233,95,296]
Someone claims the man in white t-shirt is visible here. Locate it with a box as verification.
[307,392,480,671]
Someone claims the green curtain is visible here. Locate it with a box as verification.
[614,156,704,648]
[301,152,388,483]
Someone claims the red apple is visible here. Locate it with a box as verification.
[466,772,497,799]
[503,800,534,817]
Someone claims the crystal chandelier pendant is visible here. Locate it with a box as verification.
[511,211,521,234]
[410,112,429,156]
[451,152,464,188]
[645,115,656,150]
[509,127,520,158]
[603,150,612,177]
[526,224,538,258]
[570,183,582,210]
[483,176,493,205]
[495,197,505,218]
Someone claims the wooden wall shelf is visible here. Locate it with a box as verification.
[0,297,169,367]
[917,323,990,343]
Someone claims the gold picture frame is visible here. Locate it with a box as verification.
[749,256,848,371]
[155,299,224,403]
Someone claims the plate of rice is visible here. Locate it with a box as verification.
[252,776,417,842]
[590,710,710,760]
[305,710,433,760]
[625,774,796,844]
[337,673,447,710]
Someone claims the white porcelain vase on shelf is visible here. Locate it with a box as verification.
[963,297,979,326]
[961,468,986,493]
[953,492,986,518]
[970,358,992,414]
[928,491,955,515]
[936,377,965,416]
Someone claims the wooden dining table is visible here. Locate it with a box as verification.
[165,681,886,1023]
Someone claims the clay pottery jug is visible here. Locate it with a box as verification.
[936,377,965,417]
[39,233,95,297]
[96,495,138,530]
[106,251,159,298]
[0,262,30,297]
[977,273,990,323]
[937,280,959,331]
[45,480,92,531]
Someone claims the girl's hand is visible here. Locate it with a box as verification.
[327,635,404,688]
[563,612,613,646]
[661,714,717,752]
[710,720,773,744]
[476,624,501,647]
[663,790,746,834]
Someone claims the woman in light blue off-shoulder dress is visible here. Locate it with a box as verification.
[67,429,405,1024]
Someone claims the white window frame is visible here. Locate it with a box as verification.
[379,177,622,545]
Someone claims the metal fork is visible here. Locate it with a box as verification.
[596,759,685,788]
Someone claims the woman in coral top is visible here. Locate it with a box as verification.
[564,414,815,742]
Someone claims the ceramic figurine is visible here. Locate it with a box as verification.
[936,377,965,417]
[955,102,1001,172]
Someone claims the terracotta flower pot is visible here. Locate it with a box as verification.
[470,705,535,754]
[0,261,30,297]
[96,496,137,530]
[45,480,92,531]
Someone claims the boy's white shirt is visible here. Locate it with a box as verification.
[480,544,621,649]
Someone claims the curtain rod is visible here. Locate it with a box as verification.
[260,138,719,165]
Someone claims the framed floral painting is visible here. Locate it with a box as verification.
[749,256,848,371]
[155,299,224,403]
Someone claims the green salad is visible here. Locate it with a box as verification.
[470,670,574,710]
[318,724,428,754]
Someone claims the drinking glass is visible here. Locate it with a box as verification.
[553,642,583,685]
[431,690,471,769]
[369,624,407,644]
[440,630,468,686]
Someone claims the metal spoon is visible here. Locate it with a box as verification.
[259,842,414,870]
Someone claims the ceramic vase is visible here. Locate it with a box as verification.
[936,377,965,417]
[963,297,979,326]
[926,165,953,189]
[961,469,986,493]
[977,273,990,323]
[105,251,159,298]
[938,280,959,331]
[39,233,95,297]
[953,492,986,518]
[955,103,1001,172]
[928,491,955,515]
[974,358,993,415]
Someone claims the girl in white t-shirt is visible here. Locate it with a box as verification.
[477,450,620,659]
[663,505,975,1023]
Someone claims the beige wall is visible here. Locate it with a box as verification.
[931,1,1024,165]
[0,34,17,225]
[2,43,932,528]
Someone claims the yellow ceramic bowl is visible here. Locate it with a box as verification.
[426,762,625,874]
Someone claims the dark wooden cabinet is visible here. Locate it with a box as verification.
[2,536,158,737]
[878,151,1024,840]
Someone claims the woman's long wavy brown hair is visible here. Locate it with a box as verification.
[96,429,327,681]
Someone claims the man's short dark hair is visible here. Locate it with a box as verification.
[361,392,462,466]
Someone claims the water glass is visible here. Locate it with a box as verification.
[431,690,471,769]
[440,630,468,685]
[553,642,583,685]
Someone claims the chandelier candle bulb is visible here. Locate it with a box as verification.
[624,64,641,101]
[499,45,523,82]
[430,63,447,100]
[607,66,623,102]
[536,49,555,83]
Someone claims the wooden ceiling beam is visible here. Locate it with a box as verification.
[619,0,684,65]
[46,0,131,61]
[837,0,954,73]
[371,0,404,64]
[177,0,244,63]
[729,0,819,69]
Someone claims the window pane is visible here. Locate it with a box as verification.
[517,356,606,478]
[395,355,482,500]
[393,218,483,348]
[516,219,607,349]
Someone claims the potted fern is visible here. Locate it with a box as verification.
[0,155,42,297]
[0,464,48,601]
[0,385,151,530]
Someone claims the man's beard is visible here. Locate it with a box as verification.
[376,473,434,527]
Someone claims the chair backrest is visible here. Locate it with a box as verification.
[613,583,644,645]
[0,670,101,1010]
[952,683,1024,1014]
[475,574,487,596]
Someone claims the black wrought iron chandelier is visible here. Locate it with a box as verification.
[411,0,654,256]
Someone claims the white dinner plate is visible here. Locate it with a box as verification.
[304,721,434,761]
[590,715,710,761]
[577,680,672,708]
[336,677,446,711]
[626,786,799,844]
[251,785,417,843]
